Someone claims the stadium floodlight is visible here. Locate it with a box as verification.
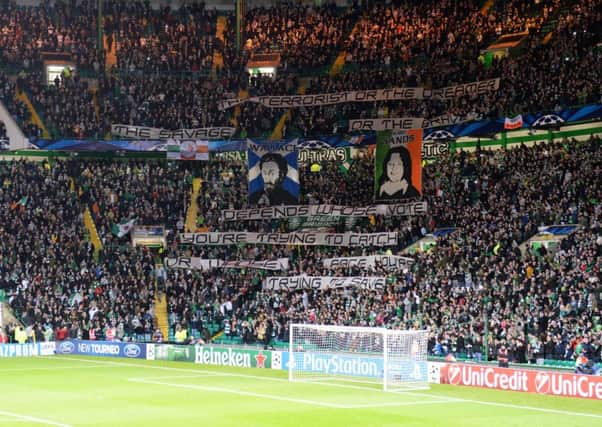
[289,324,429,392]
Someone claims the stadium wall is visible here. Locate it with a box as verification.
[9,340,597,400]
[0,342,55,358]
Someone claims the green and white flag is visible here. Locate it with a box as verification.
[339,159,353,174]
[112,218,136,238]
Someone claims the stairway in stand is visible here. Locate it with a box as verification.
[212,15,227,73]
[15,88,49,138]
[103,34,117,71]
[83,207,103,259]
[185,178,203,232]
[154,292,169,342]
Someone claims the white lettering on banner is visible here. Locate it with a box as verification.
[302,354,379,377]
[348,118,425,132]
[222,202,428,221]
[164,257,290,271]
[0,343,40,357]
[180,232,398,247]
[422,141,449,157]
[350,115,469,131]
[323,255,414,271]
[298,148,347,164]
[424,79,500,100]
[443,364,602,400]
[78,343,120,355]
[247,142,298,153]
[218,79,500,110]
[111,124,235,140]
[195,346,252,368]
[263,276,386,291]
[423,114,469,128]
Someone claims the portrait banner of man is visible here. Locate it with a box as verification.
[248,140,299,206]
[374,129,423,202]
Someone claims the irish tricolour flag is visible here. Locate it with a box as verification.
[112,218,136,238]
[504,115,523,130]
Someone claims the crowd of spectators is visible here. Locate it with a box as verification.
[0,71,42,140]
[284,0,600,137]
[72,160,194,243]
[0,0,101,73]
[243,2,356,71]
[0,136,600,365]
[0,0,599,139]
[164,136,601,365]
[105,0,218,73]
[19,70,99,139]
[0,0,600,368]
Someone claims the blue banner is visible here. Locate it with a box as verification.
[55,340,146,359]
[28,104,602,152]
[281,351,427,382]
[248,140,299,205]
[424,104,602,140]
[0,342,55,357]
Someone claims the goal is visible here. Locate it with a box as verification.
[289,324,429,392]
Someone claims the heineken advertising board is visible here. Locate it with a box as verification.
[194,345,273,369]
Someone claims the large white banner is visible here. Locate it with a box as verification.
[222,202,427,221]
[111,124,235,140]
[218,88,422,110]
[218,79,500,110]
[348,118,425,132]
[180,232,398,247]
[423,113,469,128]
[348,114,470,131]
[263,276,386,291]
[164,257,290,271]
[322,255,414,271]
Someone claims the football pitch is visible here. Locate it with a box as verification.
[0,356,600,427]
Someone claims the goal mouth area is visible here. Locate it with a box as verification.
[288,325,430,393]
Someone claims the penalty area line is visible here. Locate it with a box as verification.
[0,410,72,427]
[128,378,348,409]
[127,378,457,410]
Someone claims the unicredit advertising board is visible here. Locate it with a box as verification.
[440,363,602,400]
[55,340,146,359]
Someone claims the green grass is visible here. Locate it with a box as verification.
[0,356,600,427]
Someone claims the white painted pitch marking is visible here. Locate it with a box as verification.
[128,378,348,409]
[459,399,602,420]
[1,365,121,373]
[0,410,72,427]
[128,378,456,410]
[127,373,218,381]
[47,356,602,419]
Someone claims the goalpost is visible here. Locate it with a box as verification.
[289,324,429,392]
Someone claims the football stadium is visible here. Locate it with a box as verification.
[0,0,600,426]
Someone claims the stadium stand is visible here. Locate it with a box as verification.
[0,0,600,369]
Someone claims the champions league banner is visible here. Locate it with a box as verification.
[30,103,600,152]
[248,140,299,206]
[374,129,423,202]
[263,276,386,291]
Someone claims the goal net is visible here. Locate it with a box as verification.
[289,324,429,392]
